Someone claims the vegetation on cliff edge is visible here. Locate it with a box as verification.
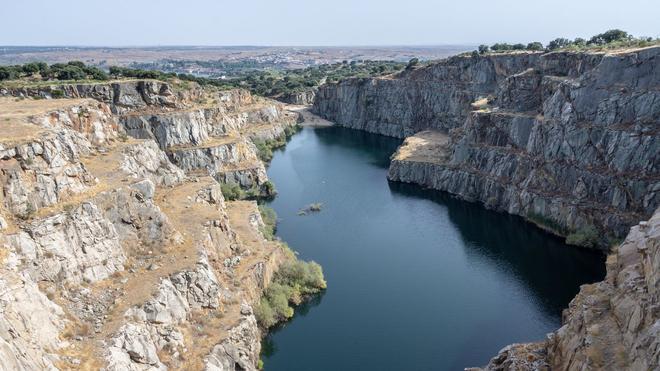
[254,205,326,329]
[253,124,300,163]
[0,61,108,82]
[474,29,659,55]
[255,259,326,329]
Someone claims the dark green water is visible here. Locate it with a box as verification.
[263,126,605,371]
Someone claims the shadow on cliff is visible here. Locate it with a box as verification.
[387,181,606,318]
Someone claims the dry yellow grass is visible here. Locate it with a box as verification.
[392,130,451,164]
[0,97,96,145]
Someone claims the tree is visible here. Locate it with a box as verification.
[55,65,86,80]
[0,66,19,80]
[572,38,587,47]
[108,66,122,76]
[588,29,630,45]
[526,42,544,51]
[67,61,86,68]
[512,43,526,50]
[22,63,41,75]
[406,58,419,70]
[547,38,571,50]
[478,44,489,54]
[490,43,513,51]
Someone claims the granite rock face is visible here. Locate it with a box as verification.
[475,208,660,370]
[316,47,659,244]
[277,89,317,105]
[2,80,200,114]
[115,85,295,195]
[0,83,298,370]
[313,53,543,137]
[204,308,261,371]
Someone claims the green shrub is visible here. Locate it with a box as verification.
[255,260,326,328]
[276,260,326,297]
[252,130,297,163]
[220,183,243,201]
[261,181,276,197]
[220,182,271,201]
[588,29,630,45]
[258,205,277,240]
[0,66,20,80]
[490,43,513,51]
[283,124,300,138]
[253,139,274,162]
[547,38,571,50]
[254,299,277,328]
[50,89,65,99]
[526,42,544,51]
[566,225,600,248]
[405,58,419,70]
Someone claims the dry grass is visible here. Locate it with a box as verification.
[0,97,94,145]
[391,130,451,164]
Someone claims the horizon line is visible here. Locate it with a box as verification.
[0,44,477,49]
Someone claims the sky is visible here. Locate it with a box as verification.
[2,0,658,46]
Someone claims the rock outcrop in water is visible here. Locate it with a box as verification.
[0,80,301,370]
[315,47,660,245]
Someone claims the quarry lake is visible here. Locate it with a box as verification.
[262,125,605,371]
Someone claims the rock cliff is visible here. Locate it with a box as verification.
[472,207,660,370]
[276,89,317,106]
[316,47,659,245]
[313,46,660,370]
[0,80,301,370]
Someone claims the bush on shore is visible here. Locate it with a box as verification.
[254,260,326,329]
[566,225,600,248]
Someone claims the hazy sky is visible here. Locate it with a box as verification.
[3,0,658,46]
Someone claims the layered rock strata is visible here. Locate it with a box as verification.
[316,47,660,244]
[0,84,297,370]
[4,81,298,196]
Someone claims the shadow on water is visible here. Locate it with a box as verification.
[261,291,326,359]
[312,126,403,167]
[387,181,607,317]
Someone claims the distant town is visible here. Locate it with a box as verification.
[0,45,472,78]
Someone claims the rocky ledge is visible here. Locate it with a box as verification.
[316,47,659,246]
[0,80,306,370]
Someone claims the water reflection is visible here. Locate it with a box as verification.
[262,126,606,370]
[262,291,326,358]
[387,181,606,317]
